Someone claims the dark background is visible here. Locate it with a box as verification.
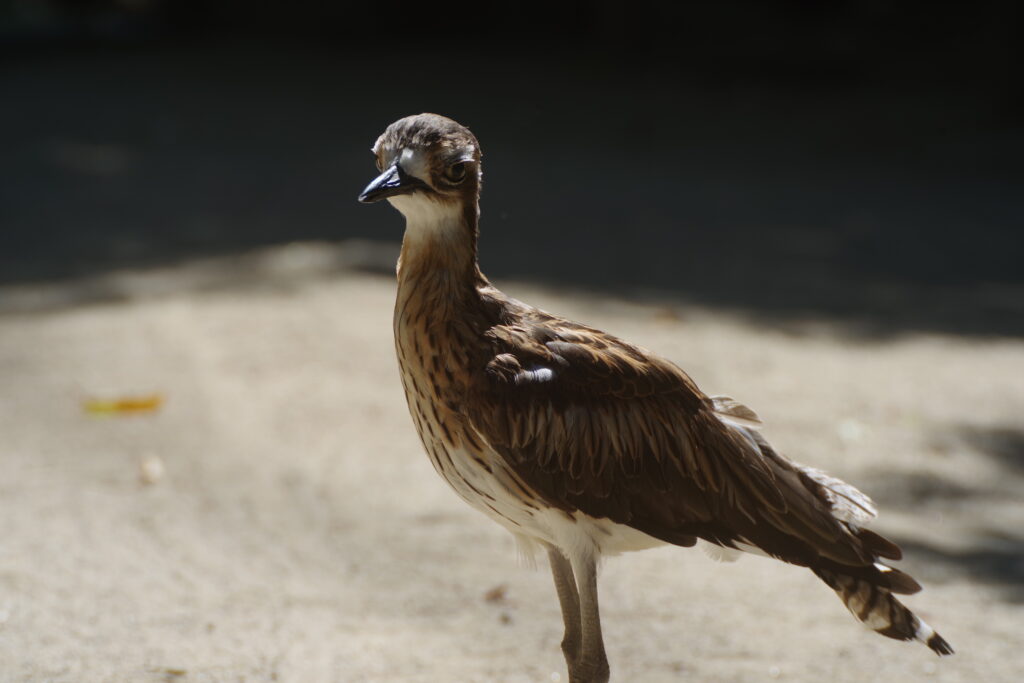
[2,0,1022,335]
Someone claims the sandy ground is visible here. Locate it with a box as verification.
[1,242,1023,682]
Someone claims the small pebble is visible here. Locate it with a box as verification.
[837,418,865,444]
[138,454,165,485]
[483,584,508,603]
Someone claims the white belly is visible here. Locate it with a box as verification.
[419,427,666,564]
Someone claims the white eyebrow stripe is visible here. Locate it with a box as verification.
[399,147,431,181]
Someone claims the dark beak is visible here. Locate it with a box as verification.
[358,164,427,203]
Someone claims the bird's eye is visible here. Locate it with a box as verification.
[445,162,467,183]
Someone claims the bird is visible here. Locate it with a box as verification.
[358,113,952,682]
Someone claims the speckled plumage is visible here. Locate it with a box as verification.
[360,113,952,681]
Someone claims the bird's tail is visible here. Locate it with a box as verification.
[813,567,954,656]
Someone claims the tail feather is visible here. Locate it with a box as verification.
[875,564,922,595]
[855,528,903,561]
[814,568,954,656]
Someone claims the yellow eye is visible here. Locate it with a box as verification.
[445,162,467,183]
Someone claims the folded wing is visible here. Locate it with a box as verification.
[467,307,902,579]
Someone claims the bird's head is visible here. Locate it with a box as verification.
[358,113,481,221]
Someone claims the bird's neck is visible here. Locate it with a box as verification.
[394,196,484,322]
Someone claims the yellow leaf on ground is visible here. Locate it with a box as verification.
[83,394,164,415]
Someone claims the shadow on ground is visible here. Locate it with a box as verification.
[2,40,1022,338]
[870,425,1024,603]
[898,533,1024,604]
[959,426,1024,473]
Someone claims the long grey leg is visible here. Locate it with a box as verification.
[547,547,582,671]
[569,551,609,683]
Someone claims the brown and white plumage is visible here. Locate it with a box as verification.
[359,113,952,682]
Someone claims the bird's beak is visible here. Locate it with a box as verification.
[358,164,427,203]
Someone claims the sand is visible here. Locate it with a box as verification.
[1,243,1022,682]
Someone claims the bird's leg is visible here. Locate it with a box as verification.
[547,547,582,670]
[568,551,609,683]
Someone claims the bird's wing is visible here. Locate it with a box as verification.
[466,312,897,570]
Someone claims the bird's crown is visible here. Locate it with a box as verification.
[372,113,479,163]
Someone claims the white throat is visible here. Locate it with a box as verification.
[389,194,465,249]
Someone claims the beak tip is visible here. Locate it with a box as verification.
[357,187,384,204]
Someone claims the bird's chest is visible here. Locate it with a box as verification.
[393,307,467,440]
[393,306,487,486]
[392,303,545,534]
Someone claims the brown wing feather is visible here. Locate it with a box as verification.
[467,300,898,580]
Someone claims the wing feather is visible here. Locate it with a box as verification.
[468,307,889,573]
